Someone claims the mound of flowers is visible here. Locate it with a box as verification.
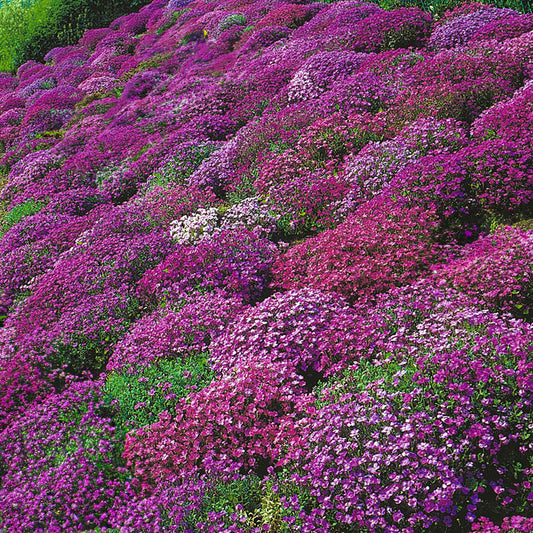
[0,0,532,531]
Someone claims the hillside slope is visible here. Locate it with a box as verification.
[0,0,533,531]
[0,0,150,72]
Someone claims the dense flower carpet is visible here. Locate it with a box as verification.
[0,0,532,531]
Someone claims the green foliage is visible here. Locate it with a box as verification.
[0,0,51,72]
[75,91,115,112]
[422,0,533,16]
[323,0,531,15]
[34,129,65,140]
[144,143,222,192]
[198,476,263,519]
[103,353,214,430]
[0,199,45,236]
[182,476,298,532]
[155,8,188,36]
[219,13,247,31]
[49,297,142,377]
[226,168,257,204]
[0,0,149,73]
[120,52,174,82]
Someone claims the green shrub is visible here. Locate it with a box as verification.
[0,0,51,72]
[0,0,149,73]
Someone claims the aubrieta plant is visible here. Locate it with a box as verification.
[0,0,533,530]
[276,306,533,532]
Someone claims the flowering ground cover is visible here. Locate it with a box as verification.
[0,0,533,531]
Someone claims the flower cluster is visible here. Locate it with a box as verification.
[287,51,368,103]
[210,288,361,382]
[277,306,533,531]
[429,5,520,50]
[255,148,349,235]
[433,226,533,317]
[255,3,320,31]
[0,0,532,529]
[124,360,309,489]
[472,516,533,532]
[0,379,134,532]
[346,7,433,53]
[169,206,219,244]
[107,293,244,371]
[392,138,533,239]
[471,79,533,144]
[337,116,468,216]
[470,13,533,42]
[137,228,278,306]
[273,196,444,302]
